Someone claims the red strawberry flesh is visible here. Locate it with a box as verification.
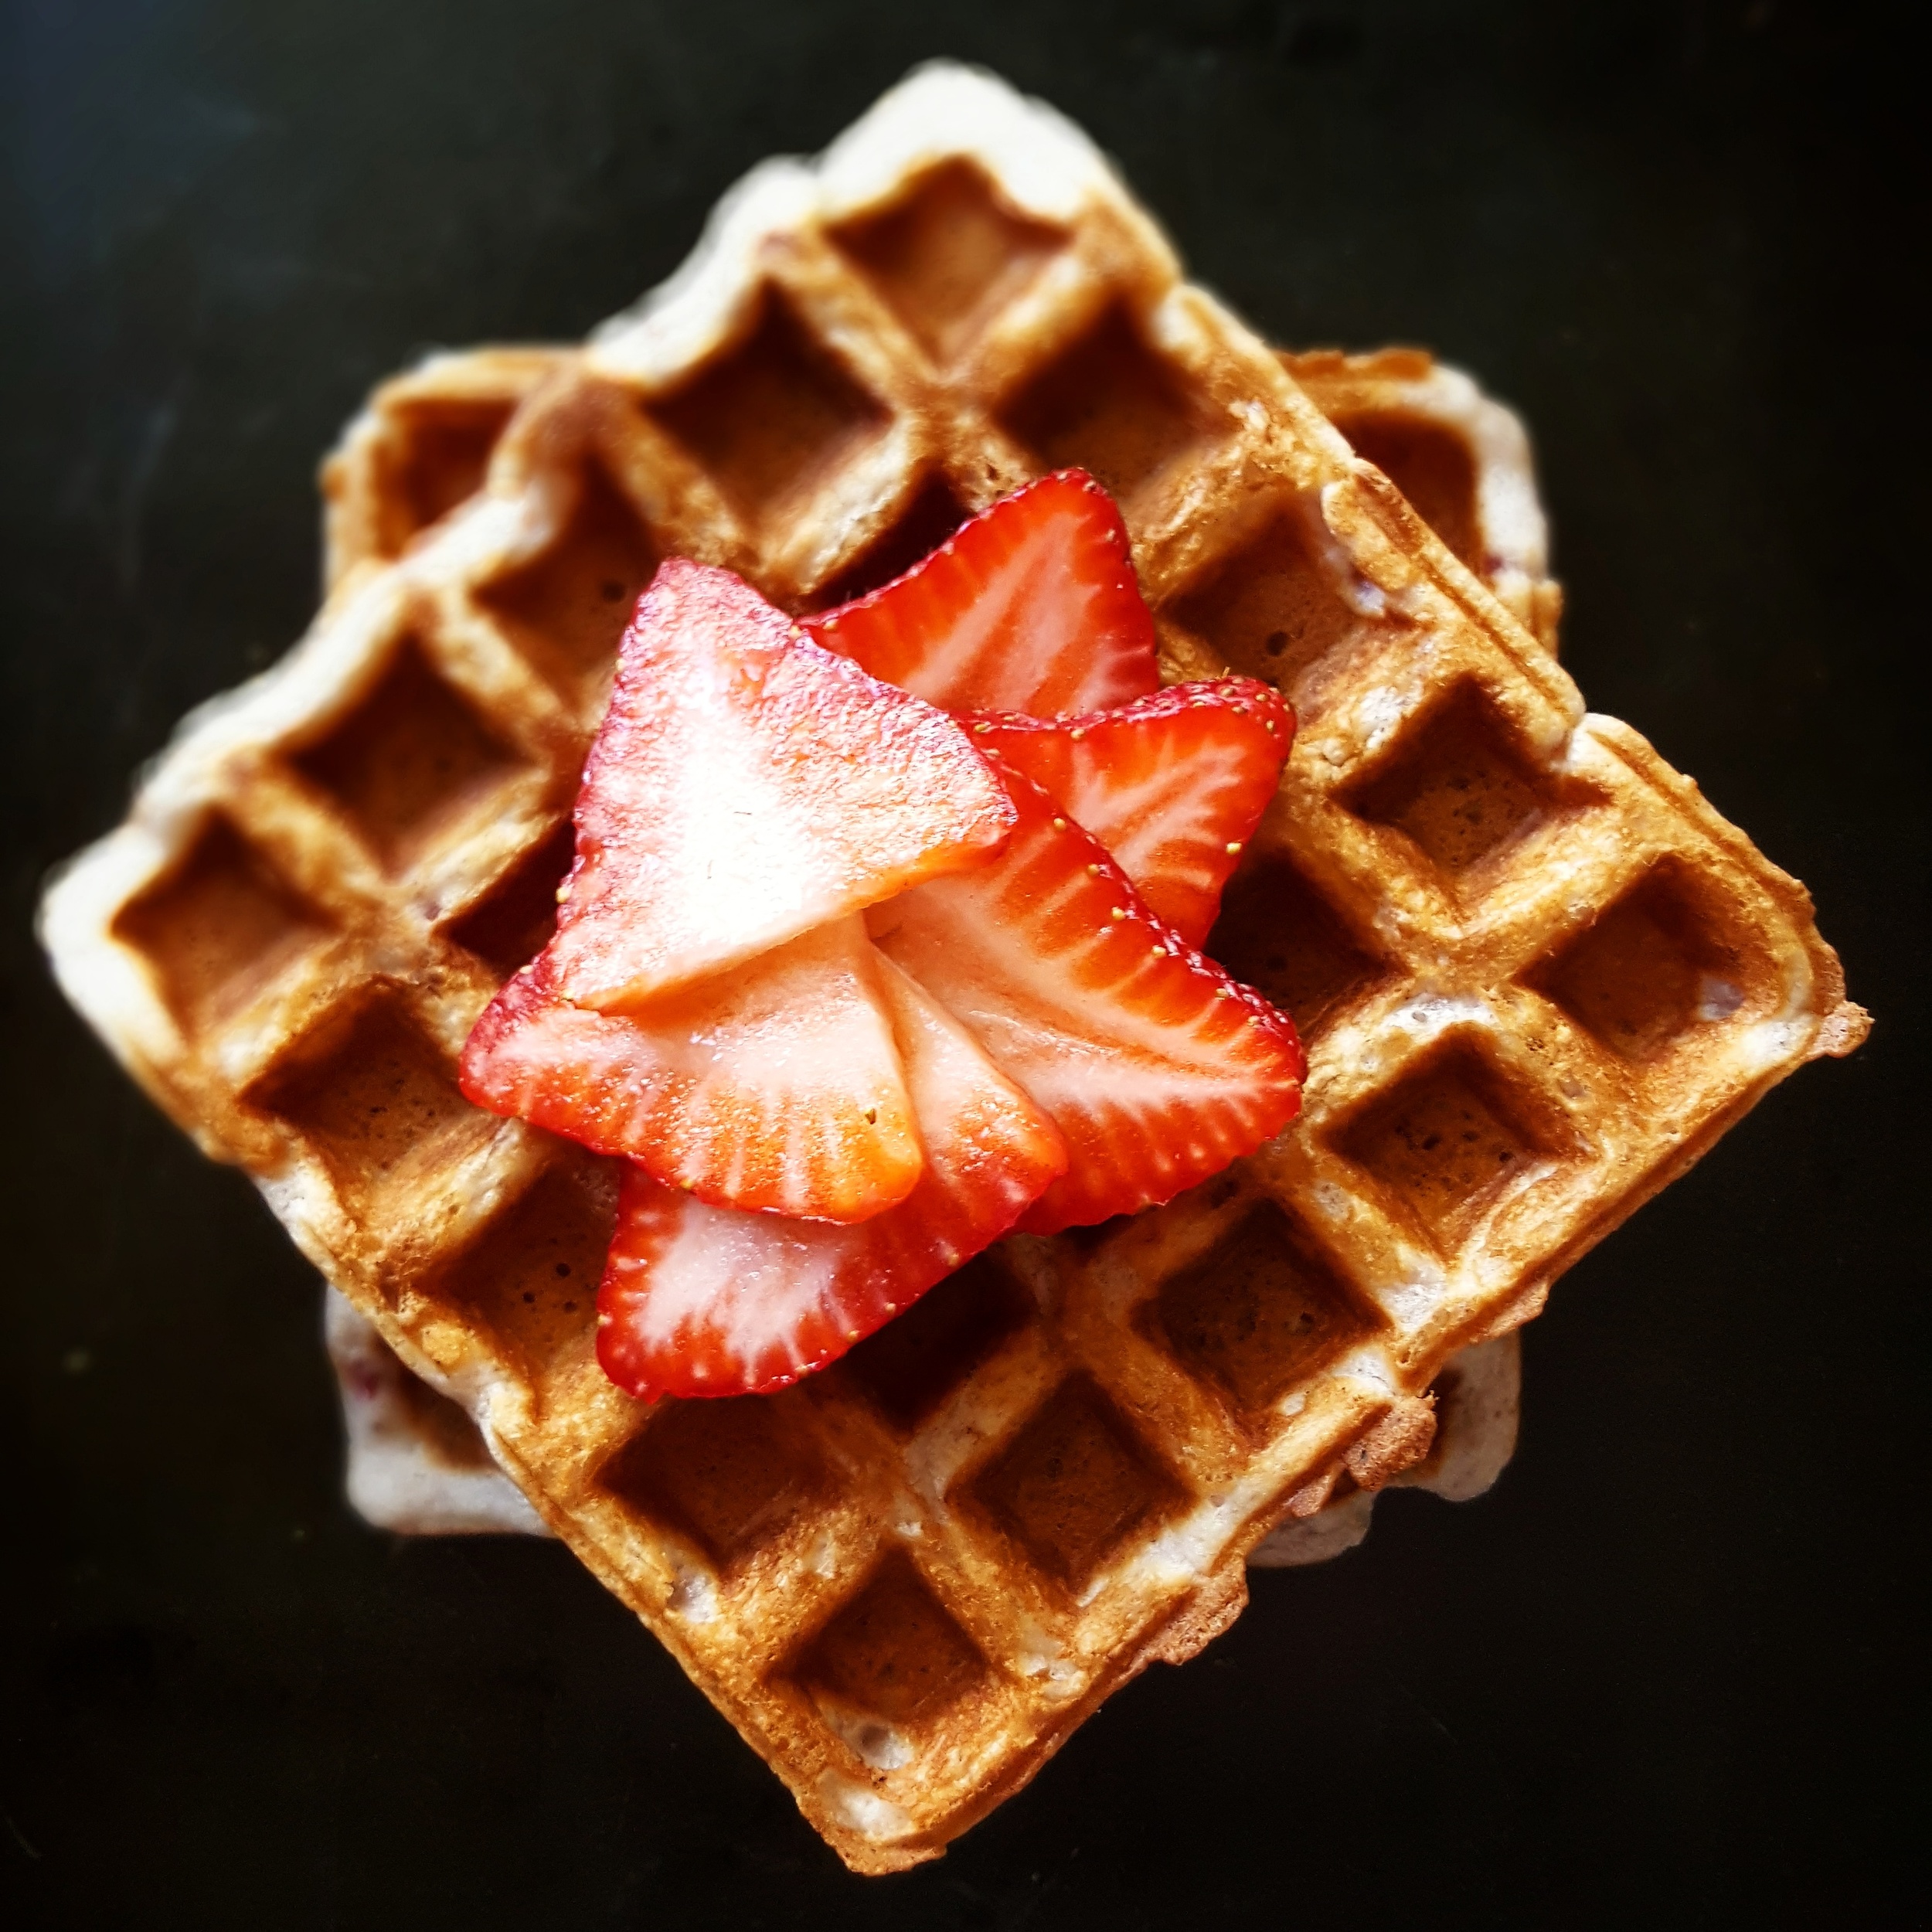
[866,759,1304,1234]
[596,953,1066,1399]
[548,558,1015,1014]
[804,470,1161,718]
[967,678,1293,945]
[460,913,923,1223]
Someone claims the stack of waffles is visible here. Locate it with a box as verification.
[40,64,1865,1871]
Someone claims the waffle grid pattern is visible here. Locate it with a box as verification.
[315,332,1556,1546]
[42,66,1862,1870]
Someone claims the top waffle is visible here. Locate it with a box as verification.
[41,63,1864,1872]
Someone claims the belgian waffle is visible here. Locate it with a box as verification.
[40,63,1865,1870]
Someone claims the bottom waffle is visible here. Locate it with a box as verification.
[326,1288,547,1536]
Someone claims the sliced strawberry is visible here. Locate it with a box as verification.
[547,558,1014,1013]
[803,471,1160,717]
[596,954,1066,1399]
[967,679,1293,945]
[460,914,923,1223]
[866,760,1304,1235]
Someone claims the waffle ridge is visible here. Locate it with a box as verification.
[41,63,1865,1872]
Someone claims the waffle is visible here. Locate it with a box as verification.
[40,63,1866,1871]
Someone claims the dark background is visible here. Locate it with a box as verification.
[2,2,1923,1926]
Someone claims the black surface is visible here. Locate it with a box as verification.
[2,3,1924,1926]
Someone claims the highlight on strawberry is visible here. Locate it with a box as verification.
[459,470,1304,1403]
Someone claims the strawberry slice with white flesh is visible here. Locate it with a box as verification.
[596,954,1067,1400]
[967,679,1294,947]
[866,760,1304,1235]
[546,558,1015,1014]
[803,470,1161,718]
[461,914,923,1223]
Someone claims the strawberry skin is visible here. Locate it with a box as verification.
[461,914,923,1223]
[548,558,1014,1014]
[867,760,1304,1235]
[596,954,1066,1400]
[967,679,1293,946]
[804,471,1161,717]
